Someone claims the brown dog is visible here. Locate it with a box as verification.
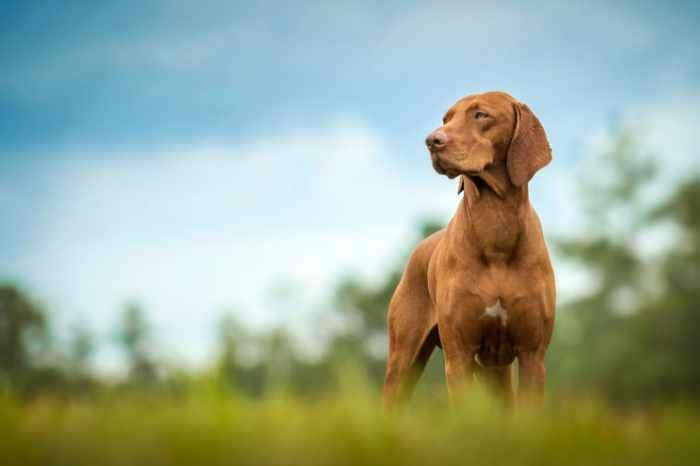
[383,91,555,408]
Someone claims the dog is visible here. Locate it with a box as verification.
[383,91,555,408]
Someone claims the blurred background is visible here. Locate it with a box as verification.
[1,0,699,404]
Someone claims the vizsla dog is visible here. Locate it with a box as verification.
[383,91,555,408]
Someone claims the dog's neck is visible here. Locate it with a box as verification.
[456,164,529,262]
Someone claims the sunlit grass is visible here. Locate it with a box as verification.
[0,377,698,466]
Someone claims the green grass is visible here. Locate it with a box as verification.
[1,382,698,466]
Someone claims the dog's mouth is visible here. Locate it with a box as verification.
[432,155,470,180]
[433,157,484,181]
[439,163,460,179]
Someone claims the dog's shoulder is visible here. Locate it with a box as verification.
[403,229,446,274]
[415,228,446,259]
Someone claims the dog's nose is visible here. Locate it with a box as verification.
[425,130,449,149]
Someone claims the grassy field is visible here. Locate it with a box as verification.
[1,380,699,466]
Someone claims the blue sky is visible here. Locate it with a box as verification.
[1,0,699,370]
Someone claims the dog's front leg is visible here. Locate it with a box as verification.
[443,344,478,403]
[438,302,481,404]
[518,350,546,406]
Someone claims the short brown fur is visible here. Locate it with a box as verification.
[384,92,555,408]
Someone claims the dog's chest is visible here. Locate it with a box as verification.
[476,298,516,366]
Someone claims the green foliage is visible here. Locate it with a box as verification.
[67,325,95,374]
[0,285,46,377]
[116,302,159,385]
[0,388,698,466]
[551,130,700,403]
[0,285,99,396]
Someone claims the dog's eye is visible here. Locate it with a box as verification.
[474,111,489,120]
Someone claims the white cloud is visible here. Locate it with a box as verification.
[630,93,700,181]
[19,119,456,371]
[576,92,700,206]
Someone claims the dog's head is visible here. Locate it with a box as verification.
[425,91,551,191]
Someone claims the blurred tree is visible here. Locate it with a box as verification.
[263,329,295,392]
[211,219,448,398]
[216,313,266,396]
[550,129,700,403]
[116,302,158,384]
[67,325,95,375]
[218,313,240,383]
[0,285,47,383]
[331,219,445,386]
[628,178,700,400]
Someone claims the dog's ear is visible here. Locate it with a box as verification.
[507,103,552,187]
[458,176,464,194]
